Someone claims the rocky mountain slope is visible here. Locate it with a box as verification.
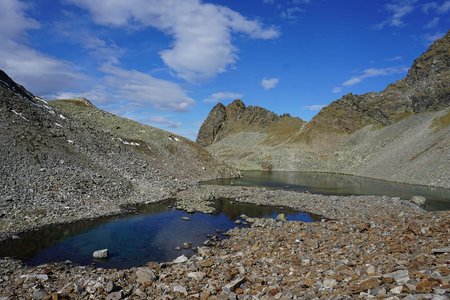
[199,32,450,188]
[197,99,304,147]
[0,70,235,237]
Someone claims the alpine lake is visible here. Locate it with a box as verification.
[1,171,449,269]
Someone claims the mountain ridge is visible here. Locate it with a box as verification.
[198,31,450,188]
[0,70,236,237]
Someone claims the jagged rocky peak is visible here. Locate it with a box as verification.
[196,99,303,147]
[302,31,450,136]
[405,30,450,85]
[196,102,227,147]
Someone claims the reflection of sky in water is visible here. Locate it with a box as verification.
[205,171,450,211]
[0,200,318,269]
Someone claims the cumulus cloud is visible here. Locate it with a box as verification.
[52,64,196,112]
[342,67,408,86]
[261,77,279,90]
[100,65,195,111]
[0,0,86,96]
[69,0,279,82]
[375,0,418,29]
[204,91,243,103]
[304,104,325,111]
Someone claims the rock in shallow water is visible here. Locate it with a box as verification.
[411,195,426,205]
[276,213,287,222]
[92,249,108,259]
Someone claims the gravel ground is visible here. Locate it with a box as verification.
[1,185,449,299]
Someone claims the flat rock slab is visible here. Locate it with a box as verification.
[432,247,450,254]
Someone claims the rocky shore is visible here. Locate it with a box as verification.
[1,185,449,299]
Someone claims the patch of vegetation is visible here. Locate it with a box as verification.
[391,111,414,123]
[431,110,450,131]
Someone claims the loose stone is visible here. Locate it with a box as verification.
[92,249,108,259]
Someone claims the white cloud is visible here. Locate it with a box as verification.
[280,7,305,20]
[386,56,403,61]
[0,0,39,39]
[422,1,450,13]
[100,65,195,111]
[304,104,325,111]
[261,77,279,90]
[0,0,86,96]
[331,87,342,93]
[204,91,243,103]
[342,67,409,86]
[147,116,181,129]
[52,65,196,112]
[424,17,440,28]
[69,0,279,82]
[421,31,445,43]
[376,0,417,29]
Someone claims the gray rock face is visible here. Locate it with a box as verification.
[196,103,227,146]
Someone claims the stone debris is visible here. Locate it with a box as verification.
[0,186,448,299]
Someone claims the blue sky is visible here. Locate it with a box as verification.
[1,0,449,140]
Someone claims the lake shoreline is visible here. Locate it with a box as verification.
[1,183,449,298]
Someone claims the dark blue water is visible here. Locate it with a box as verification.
[204,171,450,211]
[0,199,319,269]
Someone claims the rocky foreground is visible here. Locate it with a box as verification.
[1,186,449,299]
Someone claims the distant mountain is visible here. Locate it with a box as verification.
[198,31,450,188]
[197,99,304,147]
[0,69,235,219]
[299,31,449,139]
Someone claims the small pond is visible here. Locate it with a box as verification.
[204,171,450,211]
[0,199,319,269]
